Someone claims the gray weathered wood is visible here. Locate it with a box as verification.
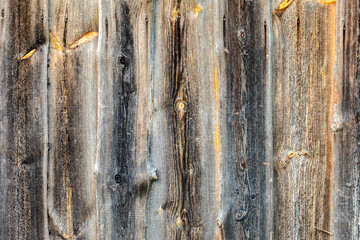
[331,0,360,239]
[272,0,335,239]
[47,0,98,239]
[0,0,48,239]
[2,0,360,239]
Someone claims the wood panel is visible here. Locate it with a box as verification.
[222,0,273,239]
[272,0,336,239]
[3,0,360,239]
[0,0,48,239]
[331,0,360,239]
[47,0,99,239]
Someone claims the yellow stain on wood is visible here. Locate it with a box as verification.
[177,101,185,110]
[17,148,20,167]
[67,185,73,239]
[214,67,219,105]
[68,31,98,50]
[277,0,295,12]
[318,0,336,3]
[17,48,36,60]
[62,232,70,239]
[193,3,202,14]
[288,151,295,159]
[214,66,221,240]
[176,216,183,226]
[49,32,64,52]
[158,206,163,215]
[171,8,178,20]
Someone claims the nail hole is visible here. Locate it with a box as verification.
[120,56,127,65]
[65,18,68,23]
[145,17,148,23]
[115,174,121,183]
[240,160,247,170]
[1,9,4,17]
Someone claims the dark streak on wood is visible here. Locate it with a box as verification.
[162,2,201,239]
[110,2,137,239]
[224,0,268,239]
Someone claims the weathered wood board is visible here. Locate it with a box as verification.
[0,0,359,240]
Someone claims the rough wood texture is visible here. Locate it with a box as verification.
[47,0,98,239]
[331,0,360,239]
[0,0,48,239]
[223,0,273,239]
[272,0,336,239]
[1,0,360,239]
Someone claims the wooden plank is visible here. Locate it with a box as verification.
[222,0,273,239]
[0,0,48,239]
[47,0,99,239]
[96,0,144,239]
[144,1,222,239]
[272,0,336,239]
[331,0,360,239]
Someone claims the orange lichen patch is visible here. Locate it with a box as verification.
[193,3,202,14]
[318,0,336,3]
[288,151,295,159]
[49,32,64,52]
[171,8,178,20]
[68,31,98,50]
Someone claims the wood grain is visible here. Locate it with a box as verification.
[2,0,360,239]
[331,0,360,239]
[223,0,273,239]
[47,0,98,239]
[272,0,336,239]
[0,0,48,239]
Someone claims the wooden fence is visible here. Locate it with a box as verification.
[0,0,358,239]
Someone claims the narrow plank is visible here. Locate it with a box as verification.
[0,0,48,239]
[144,1,220,239]
[47,0,99,239]
[96,0,144,239]
[222,0,273,239]
[272,0,336,239]
[331,0,360,239]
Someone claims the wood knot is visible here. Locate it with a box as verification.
[193,3,202,15]
[331,116,343,132]
[176,99,186,111]
[176,216,183,226]
[288,151,296,159]
[171,8,179,20]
